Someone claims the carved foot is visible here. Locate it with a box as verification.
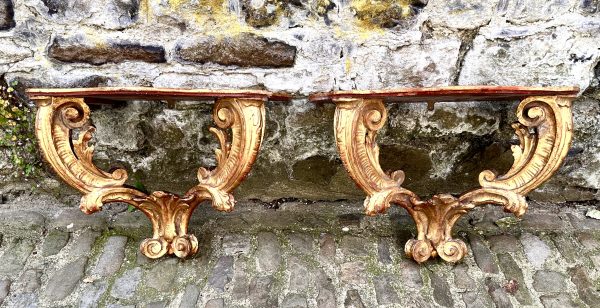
[130,192,200,259]
[403,194,472,263]
[141,235,199,259]
[405,238,468,263]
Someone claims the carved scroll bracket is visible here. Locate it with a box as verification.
[331,95,574,263]
[34,95,266,259]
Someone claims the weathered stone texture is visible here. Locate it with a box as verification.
[91,236,127,277]
[0,278,11,304]
[208,256,234,291]
[41,229,69,257]
[0,196,599,307]
[40,0,139,29]
[48,37,166,65]
[111,267,142,300]
[176,33,296,68]
[42,257,88,302]
[344,289,366,308]
[0,0,15,30]
[0,39,32,64]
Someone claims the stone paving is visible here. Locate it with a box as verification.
[1,190,600,307]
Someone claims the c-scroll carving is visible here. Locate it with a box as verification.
[334,99,417,215]
[35,97,266,259]
[333,96,573,263]
[186,98,266,212]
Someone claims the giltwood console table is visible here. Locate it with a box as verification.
[310,86,579,263]
[27,88,289,259]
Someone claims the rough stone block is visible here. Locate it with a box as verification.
[248,276,276,307]
[49,208,107,231]
[287,233,314,254]
[110,267,142,300]
[208,256,234,292]
[79,281,108,308]
[48,36,166,65]
[0,210,45,235]
[430,272,454,307]
[0,278,10,304]
[539,293,579,308]
[0,0,14,30]
[145,259,178,292]
[91,236,128,278]
[176,33,296,68]
[520,233,551,269]
[205,298,224,308]
[0,238,35,275]
[319,233,336,261]
[373,275,400,305]
[42,229,69,257]
[485,278,513,308]
[497,253,532,305]
[256,232,282,273]
[487,234,522,254]
[469,234,499,274]
[42,257,88,302]
[0,39,32,64]
[281,293,307,308]
[287,256,309,292]
[340,261,367,285]
[222,234,252,256]
[569,266,600,307]
[344,289,366,308]
[533,270,567,293]
[179,284,200,308]
[17,269,42,293]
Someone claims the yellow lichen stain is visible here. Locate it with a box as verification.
[350,0,414,30]
[345,57,352,74]
[168,0,184,9]
[135,0,250,35]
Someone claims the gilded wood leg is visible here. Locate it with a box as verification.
[333,96,573,263]
[35,97,265,259]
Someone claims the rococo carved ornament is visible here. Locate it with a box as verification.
[29,88,278,259]
[313,86,577,263]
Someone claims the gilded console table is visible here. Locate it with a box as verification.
[27,88,288,259]
[310,86,579,263]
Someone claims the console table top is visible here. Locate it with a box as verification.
[310,86,580,103]
[26,87,291,103]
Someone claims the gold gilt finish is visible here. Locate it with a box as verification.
[34,95,266,259]
[332,95,574,263]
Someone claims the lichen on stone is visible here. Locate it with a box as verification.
[350,0,427,28]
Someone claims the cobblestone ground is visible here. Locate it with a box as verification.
[1,191,600,308]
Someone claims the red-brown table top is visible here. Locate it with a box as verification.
[310,86,579,103]
[26,87,291,102]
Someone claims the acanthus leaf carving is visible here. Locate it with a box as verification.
[186,98,265,212]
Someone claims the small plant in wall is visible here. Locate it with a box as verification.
[0,75,40,178]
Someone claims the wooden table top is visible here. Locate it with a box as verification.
[26,87,291,103]
[309,86,580,103]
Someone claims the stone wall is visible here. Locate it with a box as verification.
[1,0,600,203]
